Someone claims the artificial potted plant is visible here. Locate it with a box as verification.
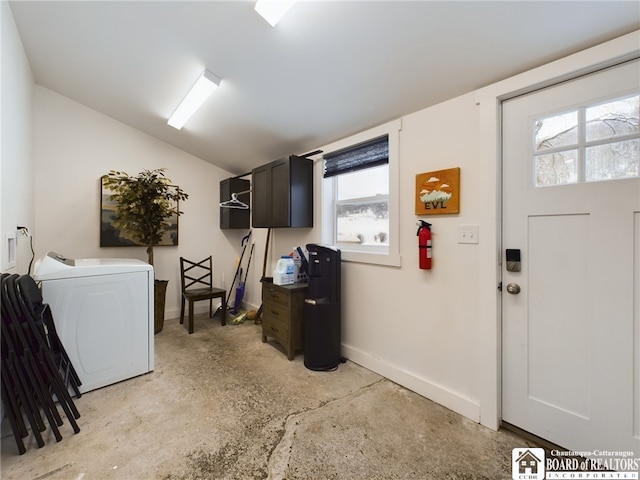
[102,168,188,333]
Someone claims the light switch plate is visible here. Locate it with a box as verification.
[458,224,479,244]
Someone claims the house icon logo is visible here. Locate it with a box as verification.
[512,448,545,480]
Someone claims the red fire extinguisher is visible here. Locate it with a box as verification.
[417,220,432,270]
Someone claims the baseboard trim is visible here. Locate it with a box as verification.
[342,344,481,423]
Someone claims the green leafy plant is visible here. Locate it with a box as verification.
[102,168,188,266]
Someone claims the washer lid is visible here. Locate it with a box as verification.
[34,251,153,280]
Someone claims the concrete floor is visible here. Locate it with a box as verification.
[1,312,541,479]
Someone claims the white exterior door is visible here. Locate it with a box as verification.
[501,59,640,453]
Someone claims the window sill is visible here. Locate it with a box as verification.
[341,250,402,267]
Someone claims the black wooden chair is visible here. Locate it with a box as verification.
[180,256,226,334]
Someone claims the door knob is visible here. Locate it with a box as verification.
[506,283,521,294]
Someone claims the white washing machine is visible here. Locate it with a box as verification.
[34,251,154,393]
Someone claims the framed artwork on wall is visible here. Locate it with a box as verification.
[415,167,460,215]
[100,177,179,247]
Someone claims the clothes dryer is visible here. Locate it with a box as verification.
[34,252,154,393]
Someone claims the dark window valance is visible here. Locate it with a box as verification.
[323,135,389,178]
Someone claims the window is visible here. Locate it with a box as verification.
[533,93,639,186]
[321,120,401,266]
[325,136,389,252]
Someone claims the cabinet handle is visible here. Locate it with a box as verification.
[270,325,279,332]
[271,310,279,316]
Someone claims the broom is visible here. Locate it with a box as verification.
[246,228,270,323]
[231,242,254,315]
[215,230,250,317]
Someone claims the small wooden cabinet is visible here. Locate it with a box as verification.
[261,282,307,360]
[220,177,250,229]
[251,155,313,228]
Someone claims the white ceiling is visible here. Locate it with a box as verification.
[9,1,640,175]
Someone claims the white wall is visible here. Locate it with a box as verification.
[1,1,34,273]
[268,31,640,430]
[32,87,258,319]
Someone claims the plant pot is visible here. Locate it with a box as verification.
[154,279,168,334]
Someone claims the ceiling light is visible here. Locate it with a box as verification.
[168,69,221,130]
[254,0,297,27]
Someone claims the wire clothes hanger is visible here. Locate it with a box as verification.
[219,190,250,209]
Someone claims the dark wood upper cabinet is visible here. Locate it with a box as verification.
[251,155,313,228]
[219,177,250,229]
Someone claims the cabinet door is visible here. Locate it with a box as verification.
[220,179,231,229]
[289,156,313,228]
[251,165,270,228]
[220,178,250,229]
[251,156,313,228]
[270,160,291,227]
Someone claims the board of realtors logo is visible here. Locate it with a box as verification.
[512,448,545,480]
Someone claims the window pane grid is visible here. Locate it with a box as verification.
[533,93,639,187]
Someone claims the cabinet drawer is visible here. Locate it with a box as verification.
[262,302,289,326]
[263,286,290,309]
[263,316,288,343]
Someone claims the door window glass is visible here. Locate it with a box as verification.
[586,139,640,181]
[586,96,639,141]
[534,150,578,186]
[533,93,639,187]
[535,111,578,150]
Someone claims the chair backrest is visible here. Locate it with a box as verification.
[15,275,43,316]
[180,256,213,292]
[2,274,22,323]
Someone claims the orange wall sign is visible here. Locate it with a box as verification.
[415,167,460,215]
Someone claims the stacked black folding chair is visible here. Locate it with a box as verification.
[0,273,81,455]
[16,275,83,398]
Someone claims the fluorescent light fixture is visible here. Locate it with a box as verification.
[254,0,297,27]
[168,69,221,130]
